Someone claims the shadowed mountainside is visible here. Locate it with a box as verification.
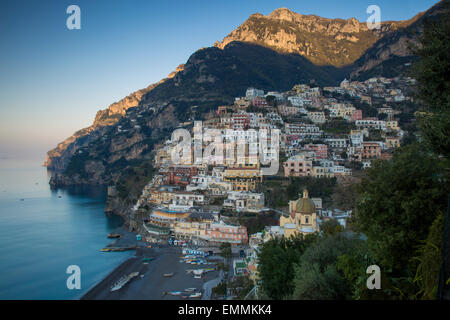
[46,1,445,187]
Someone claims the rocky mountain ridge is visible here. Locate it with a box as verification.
[45,1,446,187]
[214,7,420,67]
[45,64,184,170]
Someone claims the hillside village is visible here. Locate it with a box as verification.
[118,75,417,284]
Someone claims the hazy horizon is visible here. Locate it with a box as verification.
[0,0,439,163]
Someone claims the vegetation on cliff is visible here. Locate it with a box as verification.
[46,2,446,187]
[257,7,450,299]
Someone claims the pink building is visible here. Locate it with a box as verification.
[284,134,302,146]
[283,154,313,177]
[304,144,328,159]
[232,113,250,130]
[252,96,268,107]
[350,109,362,122]
[207,222,248,245]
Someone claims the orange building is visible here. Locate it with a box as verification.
[207,221,248,246]
[361,142,381,160]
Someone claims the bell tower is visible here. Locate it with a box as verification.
[303,189,309,198]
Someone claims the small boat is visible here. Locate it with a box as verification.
[107,233,121,238]
[110,276,129,292]
[163,273,174,277]
[100,248,111,252]
[185,288,196,292]
[110,272,139,292]
[142,257,154,262]
[189,292,202,298]
[106,246,136,252]
[168,291,182,296]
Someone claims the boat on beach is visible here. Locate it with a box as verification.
[110,272,139,292]
[107,233,121,238]
[102,246,136,252]
[142,257,154,262]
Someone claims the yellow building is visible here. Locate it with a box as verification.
[385,120,400,131]
[279,189,318,238]
[173,214,214,240]
[312,166,334,178]
[385,136,401,149]
[223,168,262,191]
[149,190,175,205]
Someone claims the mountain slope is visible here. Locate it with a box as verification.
[350,0,446,80]
[214,8,418,67]
[45,64,184,170]
[45,2,445,187]
[140,41,347,109]
[48,42,348,185]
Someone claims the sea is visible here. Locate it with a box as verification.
[0,158,132,299]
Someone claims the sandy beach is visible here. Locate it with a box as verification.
[82,241,222,300]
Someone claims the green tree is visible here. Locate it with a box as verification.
[411,5,450,158]
[355,143,448,298]
[265,95,277,107]
[292,233,363,299]
[412,212,445,299]
[219,242,232,262]
[320,219,344,237]
[258,234,317,299]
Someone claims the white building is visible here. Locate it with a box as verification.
[288,96,311,107]
[307,111,326,124]
[246,88,264,99]
[326,138,348,149]
[355,119,386,131]
[224,191,265,213]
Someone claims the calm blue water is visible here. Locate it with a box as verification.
[0,159,132,299]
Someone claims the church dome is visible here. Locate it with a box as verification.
[295,189,316,214]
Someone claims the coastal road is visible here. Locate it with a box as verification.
[202,270,223,300]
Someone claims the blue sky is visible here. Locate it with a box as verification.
[0,0,439,161]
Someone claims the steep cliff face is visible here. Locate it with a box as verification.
[140,41,346,108]
[48,41,347,187]
[45,64,184,171]
[45,2,445,188]
[214,8,418,67]
[48,103,179,187]
[350,1,445,80]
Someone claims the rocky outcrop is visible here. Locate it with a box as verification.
[349,1,446,80]
[45,64,184,171]
[214,7,419,67]
[45,2,445,188]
